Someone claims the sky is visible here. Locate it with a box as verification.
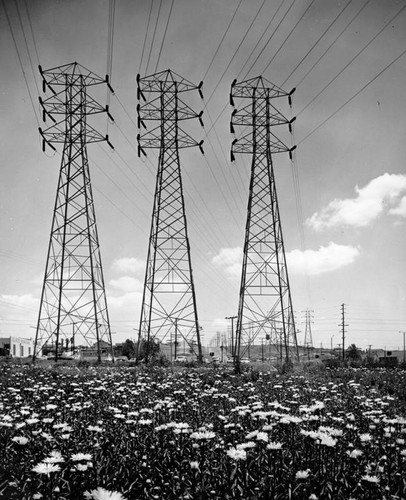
[0,0,406,351]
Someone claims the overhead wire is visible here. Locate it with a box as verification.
[205,0,268,104]
[145,0,163,75]
[261,0,317,75]
[202,0,244,81]
[2,0,40,127]
[293,0,372,89]
[23,0,40,66]
[281,0,354,86]
[106,0,116,133]
[201,0,289,137]
[298,45,406,146]
[154,0,175,73]
[298,2,406,117]
[138,0,155,75]
[236,0,287,81]
[242,0,298,79]
[14,0,40,97]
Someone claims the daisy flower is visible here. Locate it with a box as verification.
[84,487,127,500]
[11,436,29,445]
[226,447,247,461]
[32,462,61,476]
[71,453,92,462]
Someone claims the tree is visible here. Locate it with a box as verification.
[346,343,362,361]
[122,339,136,359]
[137,338,160,362]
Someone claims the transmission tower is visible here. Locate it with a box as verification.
[230,76,299,368]
[137,70,204,363]
[303,309,314,349]
[33,63,114,363]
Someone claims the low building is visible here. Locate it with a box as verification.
[0,336,33,358]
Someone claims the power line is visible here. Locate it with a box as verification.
[14,0,40,96]
[237,0,287,80]
[2,0,39,127]
[293,0,372,89]
[202,0,244,81]
[23,0,41,67]
[298,45,406,145]
[281,0,354,86]
[242,0,298,79]
[298,2,406,117]
[261,0,317,75]
[205,0,268,105]
[154,0,175,73]
[139,0,155,75]
[145,0,163,75]
[106,0,116,122]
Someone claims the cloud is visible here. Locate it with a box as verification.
[212,242,360,279]
[108,291,142,310]
[286,242,360,275]
[109,276,143,293]
[306,173,406,231]
[111,257,145,275]
[0,294,38,312]
[211,247,242,278]
[389,196,406,217]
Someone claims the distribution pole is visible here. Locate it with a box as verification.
[33,63,114,363]
[229,76,299,370]
[400,331,406,364]
[225,315,237,359]
[137,70,204,363]
[339,303,348,361]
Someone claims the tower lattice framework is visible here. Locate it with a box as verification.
[230,76,299,366]
[34,63,114,362]
[137,70,204,362]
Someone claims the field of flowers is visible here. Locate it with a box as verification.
[1,363,406,500]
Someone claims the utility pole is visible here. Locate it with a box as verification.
[339,303,348,361]
[174,318,178,361]
[137,70,204,363]
[400,331,406,364]
[225,316,237,359]
[230,76,298,369]
[34,63,114,363]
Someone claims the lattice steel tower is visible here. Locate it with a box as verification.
[303,309,314,349]
[137,70,204,362]
[230,76,299,367]
[33,63,114,362]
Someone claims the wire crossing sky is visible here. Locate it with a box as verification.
[0,0,405,350]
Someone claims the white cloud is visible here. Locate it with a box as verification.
[211,247,242,278]
[307,173,406,230]
[0,294,38,311]
[108,291,142,310]
[212,242,359,279]
[111,257,145,275]
[109,276,143,293]
[286,242,360,275]
[389,196,406,217]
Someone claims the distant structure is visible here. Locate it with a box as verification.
[34,63,114,363]
[0,336,33,358]
[230,76,299,368]
[137,70,204,363]
[303,309,314,349]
